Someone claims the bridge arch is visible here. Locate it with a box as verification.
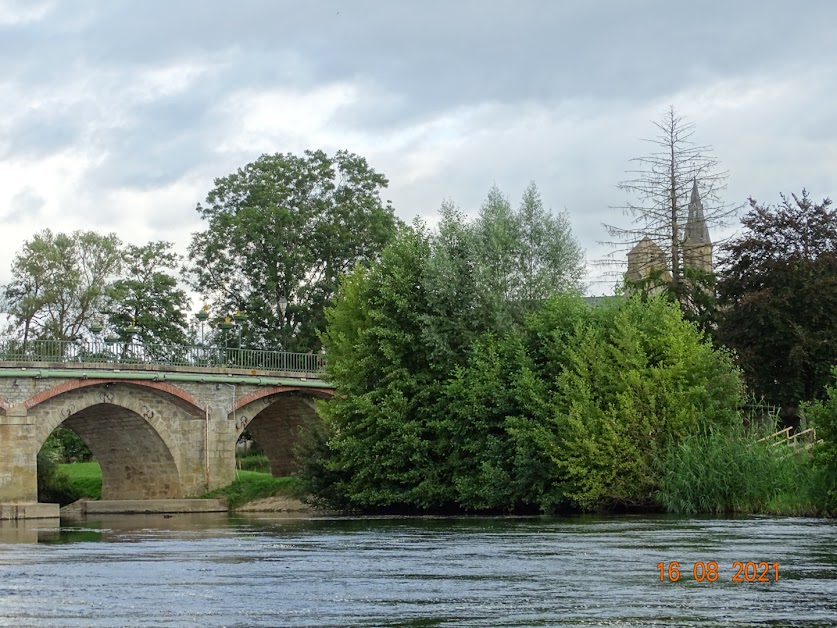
[232,387,333,476]
[24,378,203,413]
[27,382,199,500]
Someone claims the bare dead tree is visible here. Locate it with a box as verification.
[602,106,741,291]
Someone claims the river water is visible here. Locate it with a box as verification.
[0,514,835,627]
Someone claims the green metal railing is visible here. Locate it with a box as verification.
[0,339,325,375]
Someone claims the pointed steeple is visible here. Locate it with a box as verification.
[682,179,713,274]
[684,179,710,245]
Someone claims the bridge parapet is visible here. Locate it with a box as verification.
[0,339,325,377]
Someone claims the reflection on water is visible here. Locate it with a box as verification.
[1,514,836,627]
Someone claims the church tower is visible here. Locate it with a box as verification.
[682,179,713,274]
[626,236,668,283]
[625,236,670,294]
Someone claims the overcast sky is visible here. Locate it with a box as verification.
[1,0,835,299]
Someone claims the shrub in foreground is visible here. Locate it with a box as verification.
[307,284,745,512]
[546,296,744,511]
[37,441,81,506]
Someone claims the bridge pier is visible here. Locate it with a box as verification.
[0,405,39,503]
[0,404,59,519]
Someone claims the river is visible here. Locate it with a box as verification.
[0,514,835,627]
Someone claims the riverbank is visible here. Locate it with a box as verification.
[58,463,315,513]
[199,472,311,511]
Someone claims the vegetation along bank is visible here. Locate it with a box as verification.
[9,111,837,516]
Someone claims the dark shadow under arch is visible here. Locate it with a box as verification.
[54,403,183,499]
[239,393,324,477]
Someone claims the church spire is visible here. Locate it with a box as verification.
[684,179,710,245]
[682,179,713,274]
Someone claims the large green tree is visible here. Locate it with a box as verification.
[717,190,837,410]
[186,150,401,352]
[103,241,190,347]
[3,230,122,344]
[302,187,608,512]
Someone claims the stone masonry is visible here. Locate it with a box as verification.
[0,366,332,512]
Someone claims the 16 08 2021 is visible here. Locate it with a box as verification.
[657,561,780,582]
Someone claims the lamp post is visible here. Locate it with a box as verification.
[195,305,209,345]
[278,295,288,354]
[218,317,234,336]
[124,317,140,337]
[233,310,248,348]
[218,316,233,361]
[122,316,140,360]
[87,317,105,361]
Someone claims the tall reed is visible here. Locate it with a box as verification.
[656,425,820,516]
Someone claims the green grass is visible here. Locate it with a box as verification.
[236,453,271,473]
[57,462,302,510]
[201,471,303,510]
[58,461,102,500]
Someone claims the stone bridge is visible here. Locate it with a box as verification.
[0,352,333,519]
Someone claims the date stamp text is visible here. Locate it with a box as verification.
[657,561,780,582]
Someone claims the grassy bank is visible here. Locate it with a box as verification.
[56,461,302,510]
[59,461,103,500]
[201,472,303,509]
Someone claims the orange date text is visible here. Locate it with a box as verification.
[656,561,779,582]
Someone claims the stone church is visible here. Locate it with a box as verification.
[625,180,713,285]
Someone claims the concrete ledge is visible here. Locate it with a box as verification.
[83,499,227,515]
[0,503,60,520]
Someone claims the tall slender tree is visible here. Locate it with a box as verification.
[474,183,585,327]
[604,106,739,303]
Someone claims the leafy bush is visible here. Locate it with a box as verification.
[805,368,837,513]
[37,440,81,505]
[546,296,743,511]
[294,417,352,510]
[46,426,93,462]
[308,272,745,513]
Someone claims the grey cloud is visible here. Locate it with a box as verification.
[82,99,218,189]
[8,2,837,113]
[4,186,46,222]
[2,1,837,296]
[3,0,836,173]
[2,106,84,159]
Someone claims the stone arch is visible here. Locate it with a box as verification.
[28,383,196,500]
[24,378,203,413]
[232,388,332,477]
[232,386,334,415]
